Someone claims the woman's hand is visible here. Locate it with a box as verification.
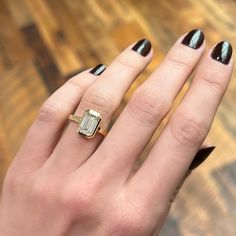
[0,29,233,236]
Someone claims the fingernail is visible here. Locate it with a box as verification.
[189,146,215,170]
[181,29,204,49]
[89,64,106,76]
[211,41,232,65]
[132,39,152,56]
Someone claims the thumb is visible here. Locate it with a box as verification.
[169,145,215,203]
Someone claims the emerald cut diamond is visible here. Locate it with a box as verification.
[78,109,101,138]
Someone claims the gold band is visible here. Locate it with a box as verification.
[68,110,107,138]
[68,115,81,123]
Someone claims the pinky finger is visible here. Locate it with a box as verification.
[12,64,106,173]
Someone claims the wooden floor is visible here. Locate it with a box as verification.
[0,0,236,235]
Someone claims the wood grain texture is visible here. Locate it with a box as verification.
[0,0,236,235]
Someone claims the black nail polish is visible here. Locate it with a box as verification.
[89,64,106,76]
[132,39,151,56]
[189,146,215,170]
[181,29,204,49]
[211,41,232,65]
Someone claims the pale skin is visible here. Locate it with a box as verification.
[0,32,234,235]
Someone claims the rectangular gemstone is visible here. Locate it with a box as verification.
[78,109,101,137]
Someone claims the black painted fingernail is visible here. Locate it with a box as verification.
[181,29,204,49]
[189,146,215,170]
[211,41,232,65]
[132,39,151,56]
[89,64,106,76]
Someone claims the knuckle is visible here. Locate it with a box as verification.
[170,112,208,146]
[115,54,140,70]
[66,78,84,92]
[198,74,227,94]
[82,89,113,116]
[62,188,92,210]
[31,178,53,204]
[61,173,105,218]
[128,89,171,125]
[61,185,96,218]
[37,101,62,122]
[166,54,190,70]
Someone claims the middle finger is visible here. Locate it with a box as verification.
[92,29,205,180]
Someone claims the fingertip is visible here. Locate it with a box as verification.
[89,64,107,76]
[127,39,153,61]
[177,29,206,51]
[210,41,233,66]
[181,29,205,50]
[131,39,152,57]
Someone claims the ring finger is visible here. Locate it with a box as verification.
[50,39,153,172]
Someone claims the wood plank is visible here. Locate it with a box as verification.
[0,61,48,178]
[21,24,64,92]
[25,0,83,76]
[0,0,30,71]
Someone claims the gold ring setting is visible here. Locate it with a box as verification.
[68,109,107,138]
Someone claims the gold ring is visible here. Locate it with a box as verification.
[68,109,107,138]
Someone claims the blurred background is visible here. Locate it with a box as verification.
[0,0,236,235]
